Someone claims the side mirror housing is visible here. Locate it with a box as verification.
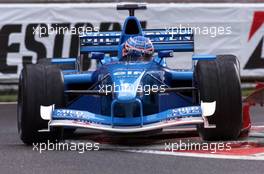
[158,50,173,59]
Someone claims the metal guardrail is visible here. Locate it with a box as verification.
[0,79,18,85]
[241,76,264,83]
[0,79,19,92]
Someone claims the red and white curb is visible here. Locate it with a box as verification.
[84,125,264,161]
[121,126,264,160]
[124,149,264,160]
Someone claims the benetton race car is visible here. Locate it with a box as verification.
[17,4,250,145]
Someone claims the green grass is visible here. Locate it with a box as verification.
[242,88,254,97]
[0,94,17,102]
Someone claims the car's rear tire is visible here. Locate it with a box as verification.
[17,64,65,145]
[195,55,242,141]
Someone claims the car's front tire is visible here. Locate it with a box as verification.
[17,64,65,145]
[195,55,242,141]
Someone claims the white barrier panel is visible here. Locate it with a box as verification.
[0,3,263,80]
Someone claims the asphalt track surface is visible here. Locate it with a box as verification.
[0,104,264,174]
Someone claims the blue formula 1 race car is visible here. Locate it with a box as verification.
[17,4,245,145]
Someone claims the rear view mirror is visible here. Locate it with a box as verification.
[91,52,105,60]
[158,50,173,58]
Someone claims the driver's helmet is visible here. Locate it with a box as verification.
[122,36,154,61]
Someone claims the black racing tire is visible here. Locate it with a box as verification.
[38,58,75,70]
[217,55,240,75]
[195,55,242,141]
[17,64,65,145]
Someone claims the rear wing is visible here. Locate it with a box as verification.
[80,29,194,55]
[80,32,120,54]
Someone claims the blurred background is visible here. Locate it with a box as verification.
[0,0,263,101]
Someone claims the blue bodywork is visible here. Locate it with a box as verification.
[49,9,216,129]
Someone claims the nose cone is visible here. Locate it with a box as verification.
[105,61,152,102]
[116,82,139,102]
[113,71,145,103]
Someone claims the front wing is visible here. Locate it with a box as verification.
[39,102,216,133]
